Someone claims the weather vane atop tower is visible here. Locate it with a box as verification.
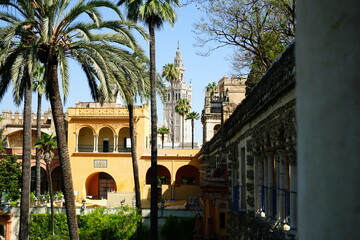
[177,40,180,50]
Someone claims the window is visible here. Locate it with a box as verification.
[219,212,226,229]
[103,139,109,152]
[124,138,131,148]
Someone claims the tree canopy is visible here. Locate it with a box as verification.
[193,0,295,88]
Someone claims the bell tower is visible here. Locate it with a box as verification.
[163,45,193,148]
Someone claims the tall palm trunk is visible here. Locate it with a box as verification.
[47,58,79,240]
[19,71,32,240]
[181,115,184,149]
[170,83,174,149]
[191,119,194,149]
[149,21,158,240]
[127,104,142,224]
[161,134,165,149]
[35,93,42,198]
[45,159,55,236]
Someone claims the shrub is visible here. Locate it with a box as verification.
[29,207,141,240]
[78,207,141,240]
[129,225,150,240]
[160,215,196,240]
[29,214,69,240]
[0,154,21,201]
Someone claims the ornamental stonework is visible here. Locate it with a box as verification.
[77,108,129,116]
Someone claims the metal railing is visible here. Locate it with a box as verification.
[77,145,131,153]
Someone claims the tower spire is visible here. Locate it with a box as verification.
[174,43,185,83]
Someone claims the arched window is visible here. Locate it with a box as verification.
[146,165,171,185]
[78,127,94,152]
[98,127,114,152]
[175,165,200,185]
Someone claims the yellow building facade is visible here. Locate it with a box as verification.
[67,102,200,207]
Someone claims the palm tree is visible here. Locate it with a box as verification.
[162,63,179,149]
[32,62,45,199]
[206,81,219,98]
[118,0,180,238]
[38,2,145,238]
[35,133,57,237]
[112,57,150,232]
[175,98,191,149]
[158,126,169,149]
[2,1,146,239]
[186,111,200,149]
[0,2,38,238]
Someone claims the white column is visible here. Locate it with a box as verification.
[297,0,360,238]
[75,133,79,152]
[113,135,118,153]
[94,135,98,152]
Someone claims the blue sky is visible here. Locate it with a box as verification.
[0,2,235,145]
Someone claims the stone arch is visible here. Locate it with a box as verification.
[6,129,41,148]
[98,127,114,152]
[213,124,221,135]
[85,172,116,199]
[175,165,200,185]
[145,165,171,185]
[118,127,130,152]
[51,166,63,193]
[30,166,48,194]
[78,127,94,152]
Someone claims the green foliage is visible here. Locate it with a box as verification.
[29,214,69,240]
[35,134,57,153]
[78,207,141,240]
[129,225,150,240]
[157,176,169,185]
[194,0,295,80]
[175,98,191,116]
[0,153,21,201]
[186,112,200,121]
[162,63,179,84]
[158,126,170,135]
[30,208,142,240]
[160,216,196,240]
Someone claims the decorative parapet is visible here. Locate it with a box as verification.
[0,109,52,125]
[67,103,149,119]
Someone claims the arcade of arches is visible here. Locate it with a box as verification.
[145,164,200,201]
[77,126,131,153]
